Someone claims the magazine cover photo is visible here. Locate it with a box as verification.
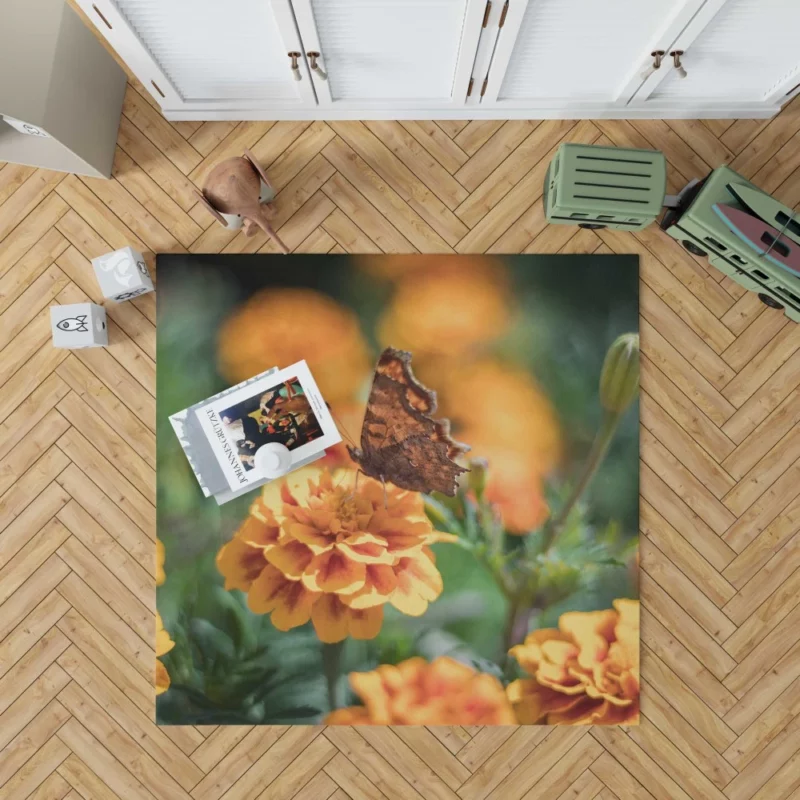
[218,376,325,472]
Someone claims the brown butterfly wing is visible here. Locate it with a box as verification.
[348,348,469,496]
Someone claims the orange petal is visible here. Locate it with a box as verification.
[325,707,374,725]
[560,610,616,668]
[246,565,291,614]
[337,539,394,565]
[247,496,280,527]
[348,606,383,641]
[155,620,175,659]
[508,680,585,724]
[540,639,579,665]
[265,540,314,578]
[236,513,281,549]
[244,559,319,631]
[351,669,394,724]
[270,580,318,631]
[155,659,171,695]
[463,673,518,725]
[342,564,398,609]
[216,537,268,592]
[390,551,443,617]
[302,550,366,595]
[286,523,333,552]
[547,696,604,725]
[311,594,351,643]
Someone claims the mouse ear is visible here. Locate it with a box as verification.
[243,148,274,192]
[194,189,228,227]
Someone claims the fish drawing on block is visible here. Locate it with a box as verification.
[56,315,89,332]
[712,204,800,277]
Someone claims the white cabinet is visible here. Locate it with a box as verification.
[290,0,487,108]
[76,0,317,112]
[479,0,706,109]
[631,0,800,110]
[76,0,800,120]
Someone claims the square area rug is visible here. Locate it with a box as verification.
[156,254,639,726]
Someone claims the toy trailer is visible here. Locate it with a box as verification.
[544,143,667,231]
[660,165,800,322]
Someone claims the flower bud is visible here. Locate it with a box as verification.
[468,458,489,497]
[600,333,639,413]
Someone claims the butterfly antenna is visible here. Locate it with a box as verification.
[337,467,361,498]
[327,405,358,448]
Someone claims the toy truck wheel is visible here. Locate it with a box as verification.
[682,240,707,257]
[758,293,784,310]
[578,223,607,229]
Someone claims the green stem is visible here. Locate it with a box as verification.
[542,410,622,553]
[322,641,344,712]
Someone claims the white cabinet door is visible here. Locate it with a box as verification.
[74,0,316,112]
[480,0,707,110]
[289,0,487,108]
[632,0,800,109]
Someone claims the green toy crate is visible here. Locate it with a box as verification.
[660,165,800,322]
[544,143,667,231]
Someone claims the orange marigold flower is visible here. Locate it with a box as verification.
[156,539,166,587]
[442,361,562,469]
[507,599,640,725]
[216,469,448,643]
[377,258,511,357]
[434,361,562,534]
[477,445,550,534]
[217,288,370,403]
[155,612,174,696]
[326,656,516,725]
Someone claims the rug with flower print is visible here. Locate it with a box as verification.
[156,254,639,726]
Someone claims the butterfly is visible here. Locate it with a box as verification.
[347,348,470,496]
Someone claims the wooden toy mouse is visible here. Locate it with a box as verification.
[195,149,289,254]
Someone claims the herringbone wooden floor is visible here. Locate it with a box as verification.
[3,54,800,797]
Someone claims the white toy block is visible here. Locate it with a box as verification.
[50,303,108,349]
[91,246,154,302]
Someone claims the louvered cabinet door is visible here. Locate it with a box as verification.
[632,0,800,109]
[74,0,316,112]
[289,0,487,108]
[480,0,707,110]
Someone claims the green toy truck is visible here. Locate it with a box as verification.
[543,143,666,231]
[544,143,800,322]
[660,165,800,322]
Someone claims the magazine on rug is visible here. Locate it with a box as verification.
[170,360,341,503]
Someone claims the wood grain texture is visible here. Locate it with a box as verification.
[2,28,800,796]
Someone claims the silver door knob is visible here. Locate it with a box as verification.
[307,52,328,81]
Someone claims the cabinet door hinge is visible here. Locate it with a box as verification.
[480,77,488,97]
[499,0,509,27]
[467,77,474,97]
[482,0,492,27]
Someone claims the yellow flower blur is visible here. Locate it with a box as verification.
[507,599,640,725]
[325,656,516,725]
[216,469,448,643]
[217,288,370,403]
[155,612,174,696]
